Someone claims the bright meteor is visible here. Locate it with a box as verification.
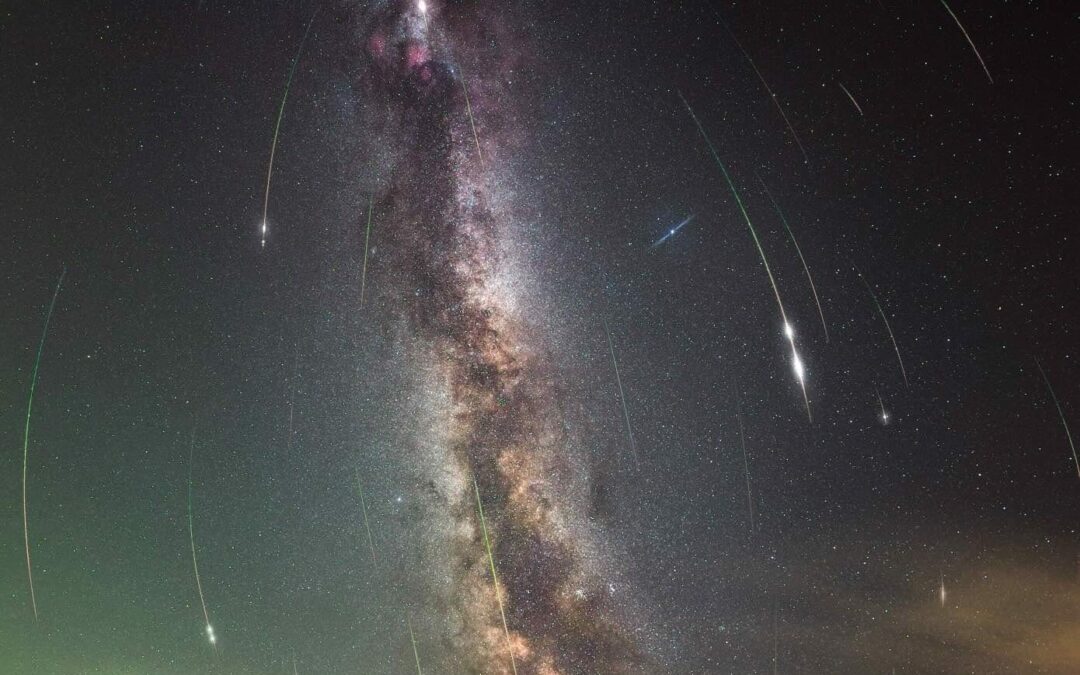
[678,91,811,422]
[938,0,993,84]
[651,214,695,248]
[260,10,318,248]
[1035,359,1080,480]
[188,428,216,649]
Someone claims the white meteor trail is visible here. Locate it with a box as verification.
[678,91,812,422]
[603,320,640,468]
[1035,359,1080,480]
[651,214,695,248]
[938,0,993,84]
[852,263,909,388]
[875,386,889,424]
[837,82,864,116]
[939,572,947,607]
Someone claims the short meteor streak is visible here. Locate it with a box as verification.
[938,0,993,84]
[736,407,755,532]
[603,320,640,467]
[715,16,809,163]
[758,176,829,342]
[875,386,890,424]
[679,91,812,421]
[260,10,318,248]
[837,82,864,116]
[473,477,518,675]
[21,265,65,622]
[360,194,374,307]
[188,429,216,648]
[939,572,947,607]
[1035,359,1080,480]
[354,468,378,565]
[852,263,908,388]
[459,72,484,167]
[407,616,423,675]
[651,214,695,248]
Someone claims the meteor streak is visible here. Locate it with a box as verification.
[354,468,378,565]
[938,0,993,84]
[837,82,864,116]
[651,214,695,248]
[21,265,65,622]
[939,572,947,607]
[758,176,829,342]
[1034,359,1080,480]
[715,16,809,163]
[407,616,423,675]
[736,406,755,532]
[360,194,374,307]
[875,386,889,425]
[459,72,484,166]
[852,263,909,388]
[259,10,318,248]
[678,91,812,421]
[188,429,216,648]
[603,320,639,467]
[473,477,518,675]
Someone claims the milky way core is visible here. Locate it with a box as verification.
[353,1,643,672]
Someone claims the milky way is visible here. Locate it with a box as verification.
[350,1,642,671]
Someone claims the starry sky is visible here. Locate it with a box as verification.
[2,1,1078,673]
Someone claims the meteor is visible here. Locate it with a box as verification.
[937,0,993,84]
[715,15,808,164]
[651,214,695,248]
[21,265,65,621]
[473,477,518,675]
[1034,359,1080,480]
[837,82,864,116]
[354,468,378,565]
[188,429,216,649]
[678,91,812,422]
[852,263,909,388]
[758,176,829,342]
[407,616,423,675]
[938,572,947,607]
[875,386,889,425]
[736,406,755,533]
[459,73,484,167]
[259,10,318,248]
[360,194,374,307]
[603,320,639,467]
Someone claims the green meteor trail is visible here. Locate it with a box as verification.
[360,194,374,307]
[354,468,378,565]
[938,0,993,84]
[260,10,318,248]
[21,265,65,622]
[407,616,423,675]
[188,428,216,648]
[473,477,518,675]
[603,320,639,468]
[1035,359,1080,480]
[758,176,829,342]
[678,91,812,422]
[852,263,909,388]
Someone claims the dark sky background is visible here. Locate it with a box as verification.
[2,1,1078,673]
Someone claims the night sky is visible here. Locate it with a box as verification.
[2,1,1078,673]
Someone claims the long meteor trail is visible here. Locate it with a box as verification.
[736,407,755,533]
[603,320,639,467]
[715,16,809,164]
[938,0,993,84]
[260,10,318,248]
[678,91,812,421]
[21,265,65,622]
[837,82,864,116]
[407,616,423,675]
[473,477,518,675]
[459,73,484,167]
[1035,359,1080,480]
[852,263,909,388]
[188,429,216,648]
[758,176,829,342]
